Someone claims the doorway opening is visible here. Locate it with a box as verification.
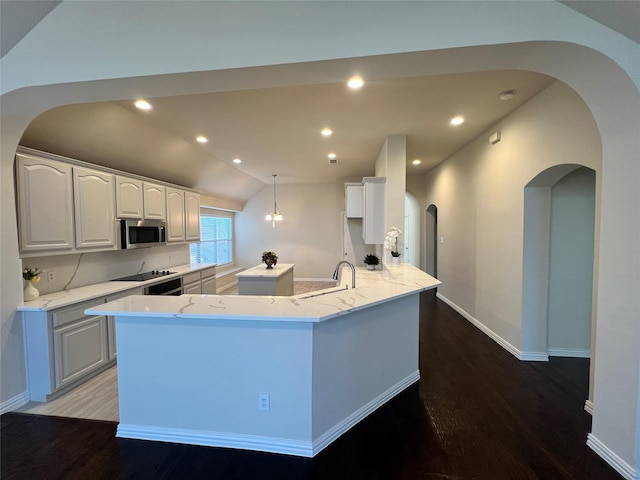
[425,204,438,278]
[522,165,596,360]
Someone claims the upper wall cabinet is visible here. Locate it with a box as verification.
[345,183,364,218]
[143,182,166,221]
[115,176,144,219]
[16,154,75,252]
[166,187,186,242]
[73,167,116,250]
[185,191,201,241]
[115,177,166,221]
[15,147,200,256]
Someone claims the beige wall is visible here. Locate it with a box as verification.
[235,182,341,279]
[423,80,601,352]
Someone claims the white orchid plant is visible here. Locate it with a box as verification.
[384,227,402,257]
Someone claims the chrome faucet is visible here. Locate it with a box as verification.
[332,260,356,289]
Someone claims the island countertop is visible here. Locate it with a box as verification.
[85,264,440,323]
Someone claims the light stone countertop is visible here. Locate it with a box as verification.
[236,263,294,278]
[17,263,217,312]
[85,264,441,323]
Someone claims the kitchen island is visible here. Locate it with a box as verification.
[236,263,294,296]
[86,264,439,457]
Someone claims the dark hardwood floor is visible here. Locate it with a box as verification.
[2,292,621,479]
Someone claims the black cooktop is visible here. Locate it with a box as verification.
[112,270,177,282]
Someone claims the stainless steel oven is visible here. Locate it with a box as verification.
[144,277,183,296]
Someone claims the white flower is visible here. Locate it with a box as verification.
[384,227,402,251]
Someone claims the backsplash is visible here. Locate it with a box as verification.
[21,244,191,295]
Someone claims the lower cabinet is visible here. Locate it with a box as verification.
[53,315,109,389]
[182,267,216,295]
[23,287,142,401]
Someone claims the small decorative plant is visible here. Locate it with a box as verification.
[384,227,402,257]
[22,267,42,283]
[363,253,380,269]
[261,251,278,269]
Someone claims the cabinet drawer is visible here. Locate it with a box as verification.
[183,271,201,285]
[52,298,105,328]
[201,267,216,279]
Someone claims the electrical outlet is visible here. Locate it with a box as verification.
[47,271,55,282]
[258,394,270,411]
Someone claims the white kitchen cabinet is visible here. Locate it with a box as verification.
[23,296,116,401]
[166,187,186,242]
[16,153,75,253]
[143,182,166,220]
[53,315,109,389]
[345,183,364,218]
[73,166,117,249]
[362,177,385,244]
[183,271,202,294]
[185,191,201,241]
[201,267,217,294]
[115,176,144,219]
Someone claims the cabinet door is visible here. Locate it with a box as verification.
[144,182,166,220]
[115,176,143,219]
[74,167,117,249]
[166,187,185,242]
[54,315,109,389]
[185,191,201,241]
[202,275,217,294]
[16,154,74,252]
[345,184,364,218]
[183,282,202,295]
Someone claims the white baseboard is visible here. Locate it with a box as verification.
[584,399,593,415]
[547,348,591,358]
[118,371,419,457]
[0,390,29,414]
[587,433,640,480]
[312,370,420,456]
[436,293,549,362]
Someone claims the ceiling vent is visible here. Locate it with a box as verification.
[329,158,338,165]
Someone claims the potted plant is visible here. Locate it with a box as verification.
[261,251,278,269]
[363,253,380,270]
[22,266,42,301]
[384,227,402,264]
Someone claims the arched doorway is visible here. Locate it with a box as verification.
[522,165,596,360]
[425,204,438,278]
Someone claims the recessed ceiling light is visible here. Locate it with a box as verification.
[232,158,242,164]
[328,153,337,160]
[450,116,465,126]
[347,76,364,89]
[499,89,517,100]
[412,159,422,165]
[321,128,333,137]
[196,136,208,143]
[134,99,152,111]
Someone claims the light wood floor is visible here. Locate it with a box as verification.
[17,280,336,422]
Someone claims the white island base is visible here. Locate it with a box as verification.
[86,265,439,457]
[236,263,294,296]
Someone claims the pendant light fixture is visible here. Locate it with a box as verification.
[265,174,283,227]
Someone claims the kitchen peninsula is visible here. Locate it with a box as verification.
[86,264,440,457]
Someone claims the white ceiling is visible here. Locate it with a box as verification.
[6,1,639,203]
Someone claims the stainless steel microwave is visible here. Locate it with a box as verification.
[120,219,166,249]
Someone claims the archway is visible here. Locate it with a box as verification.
[425,204,438,278]
[522,164,596,360]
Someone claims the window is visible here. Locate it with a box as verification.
[190,209,233,266]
